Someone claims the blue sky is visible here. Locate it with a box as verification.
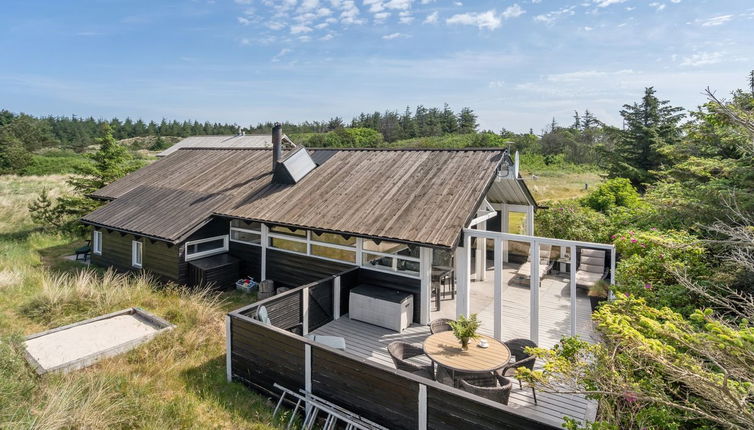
[1,0,752,132]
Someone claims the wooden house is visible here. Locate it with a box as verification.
[82,125,616,429]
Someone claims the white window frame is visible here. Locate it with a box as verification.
[185,235,229,261]
[132,240,143,268]
[93,230,102,255]
[360,238,421,278]
[229,222,263,246]
[259,224,423,279]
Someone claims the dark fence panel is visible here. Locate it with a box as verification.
[308,279,334,332]
[266,249,354,289]
[230,316,305,397]
[426,385,559,430]
[311,347,420,430]
[261,289,303,331]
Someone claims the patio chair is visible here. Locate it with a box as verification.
[460,375,513,405]
[516,244,553,281]
[429,318,454,334]
[74,240,92,261]
[387,341,434,379]
[575,248,607,289]
[436,366,497,389]
[498,338,538,404]
[256,305,272,326]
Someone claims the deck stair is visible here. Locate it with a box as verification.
[272,383,388,430]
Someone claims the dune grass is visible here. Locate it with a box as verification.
[0,175,282,429]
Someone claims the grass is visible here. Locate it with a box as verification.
[0,174,282,429]
[523,170,604,204]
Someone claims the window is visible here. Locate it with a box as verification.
[362,240,420,276]
[132,240,142,268]
[269,225,306,237]
[185,235,229,261]
[93,230,102,255]
[229,220,262,245]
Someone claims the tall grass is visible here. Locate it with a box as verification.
[0,174,280,429]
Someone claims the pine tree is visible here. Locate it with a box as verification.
[457,108,478,134]
[606,87,684,187]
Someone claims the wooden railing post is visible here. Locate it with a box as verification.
[302,287,309,335]
[418,383,427,430]
[333,276,341,320]
[225,315,232,382]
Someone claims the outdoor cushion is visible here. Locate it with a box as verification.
[306,334,346,350]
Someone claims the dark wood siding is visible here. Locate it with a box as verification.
[311,347,419,430]
[91,228,180,282]
[426,385,555,430]
[266,249,354,289]
[230,316,305,397]
[262,290,303,331]
[186,218,229,241]
[353,269,421,323]
[307,278,334,332]
[229,242,262,281]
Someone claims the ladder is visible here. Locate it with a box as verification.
[272,383,389,430]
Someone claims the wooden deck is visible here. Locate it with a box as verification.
[312,263,598,426]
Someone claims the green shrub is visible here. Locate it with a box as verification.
[306,127,383,147]
[21,153,92,175]
[613,229,708,314]
[582,178,640,213]
[535,201,610,243]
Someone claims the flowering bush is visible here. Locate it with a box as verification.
[613,229,708,314]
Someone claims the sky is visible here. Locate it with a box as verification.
[0,0,752,132]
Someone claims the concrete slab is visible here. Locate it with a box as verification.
[23,308,174,375]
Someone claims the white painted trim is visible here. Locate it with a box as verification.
[530,241,540,345]
[305,344,312,393]
[333,276,341,320]
[184,235,229,261]
[131,240,142,268]
[514,150,520,178]
[260,224,268,280]
[225,315,232,382]
[490,203,532,212]
[479,221,487,281]
[526,205,535,236]
[228,223,262,246]
[501,203,509,263]
[570,245,577,337]
[92,230,102,255]
[493,237,503,340]
[462,229,617,250]
[302,286,310,335]
[419,247,432,325]
[418,384,428,430]
[455,233,471,318]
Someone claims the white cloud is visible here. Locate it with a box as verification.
[649,2,666,11]
[374,11,391,21]
[340,1,364,24]
[680,51,724,67]
[240,37,251,45]
[502,4,525,19]
[290,24,313,33]
[488,80,505,88]
[670,0,681,3]
[382,32,405,39]
[271,48,292,62]
[447,10,502,30]
[534,6,576,24]
[384,0,412,10]
[237,16,251,25]
[593,0,627,7]
[583,26,593,31]
[320,33,335,40]
[420,0,435,4]
[546,69,635,82]
[299,0,320,12]
[698,14,734,27]
[423,11,438,24]
[267,21,285,30]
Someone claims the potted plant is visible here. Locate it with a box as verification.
[588,280,610,312]
[448,314,481,350]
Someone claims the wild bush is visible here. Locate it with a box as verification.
[582,178,641,213]
[535,201,610,243]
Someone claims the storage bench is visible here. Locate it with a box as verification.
[348,284,413,332]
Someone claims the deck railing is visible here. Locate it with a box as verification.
[226,267,561,430]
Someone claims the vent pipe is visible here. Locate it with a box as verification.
[272,122,283,168]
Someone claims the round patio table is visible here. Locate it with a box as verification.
[423,331,510,386]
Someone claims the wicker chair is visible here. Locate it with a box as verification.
[429,318,454,334]
[436,366,497,389]
[499,338,538,404]
[387,341,434,379]
[460,375,513,405]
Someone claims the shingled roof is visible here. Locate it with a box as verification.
[82,148,507,248]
